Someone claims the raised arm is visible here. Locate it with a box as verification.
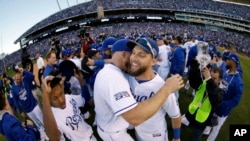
[42,76,61,141]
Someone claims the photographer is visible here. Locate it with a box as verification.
[78,27,94,54]
[49,37,61,60]
[21,48,33,73]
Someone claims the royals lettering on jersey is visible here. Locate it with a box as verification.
[66,98,84,130]
[19,88,27,101]
[133,91,155,102]
[114,91,131,101]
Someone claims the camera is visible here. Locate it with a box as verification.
[78,26,91,38]
[50,37,60,46]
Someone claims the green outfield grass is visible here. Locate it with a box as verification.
[1,49,249,141]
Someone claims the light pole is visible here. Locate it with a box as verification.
[56,0,61,10]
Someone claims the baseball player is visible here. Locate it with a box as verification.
[42,76,96,141]
[94,38,184,141]
[12,68,48,141]
[155,36,171,80]
[127,37,181,141]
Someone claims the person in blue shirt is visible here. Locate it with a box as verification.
[43,51,58,78]
[170,36,185,76]
[87,37,117,68]
[208,40,217,59]
[211,52,227,76]
[169,36,185,100]
[207,53,244,141]
[12,68,48,140]
[0,92,40,141]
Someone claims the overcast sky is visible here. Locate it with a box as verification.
[0,0,90,55]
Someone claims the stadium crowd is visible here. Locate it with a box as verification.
[16,0,250,44]
[2,21,250,72]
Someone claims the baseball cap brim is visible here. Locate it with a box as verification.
[127,40,151,54]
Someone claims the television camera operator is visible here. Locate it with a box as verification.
[49,37,61,60]
[78,26,94,54]
[21,47,33,73]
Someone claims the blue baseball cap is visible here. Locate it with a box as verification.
[127,37,159,58]
[74,47,81,53]
[155,36,163,41]
[100,37,117,51]
[111,39,133,53]
[62,48,73,57]
[225,53,239,65]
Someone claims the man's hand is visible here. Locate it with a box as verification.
[164,74,184,93]
[42,76,54,95]
[202,67,211,80]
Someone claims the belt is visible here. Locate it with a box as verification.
[98,126,119,134]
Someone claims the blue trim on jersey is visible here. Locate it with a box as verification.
[136,79,150,84]
[114,102,137,115]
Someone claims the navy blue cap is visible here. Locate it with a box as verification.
[128,37,159,58]
[111,39,133,53]
[155,36,163,41]
[100,37,117,51]
[225,53,239,65]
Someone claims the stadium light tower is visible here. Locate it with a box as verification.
[66,0,70,7]
[56,0,61,10]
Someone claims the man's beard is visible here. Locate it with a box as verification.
[127,64,147,77]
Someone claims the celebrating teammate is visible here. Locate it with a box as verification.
[127,37,182,141]
[94,38,184,141]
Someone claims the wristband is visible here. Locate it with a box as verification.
[173,128,181,139]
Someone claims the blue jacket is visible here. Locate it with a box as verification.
[170,46,185,75]
[12,71,37,113]
[209,44,217,58]
[186,45,198,68]
[0,111,39,141]
[43,64,58,78]
[215,71,244,117]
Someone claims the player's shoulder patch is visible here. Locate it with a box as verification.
[114,91,131,101]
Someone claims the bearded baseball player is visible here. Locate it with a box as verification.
[127,37,181,141]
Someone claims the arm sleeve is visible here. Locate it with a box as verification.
[163,94,180,118]
[175,49,185,75]
[23,70,35,82]
[221,79,244,109]
[9,119,37,141]
[94,60,105,68]
[12,89,22,113]
[106,76,137,116]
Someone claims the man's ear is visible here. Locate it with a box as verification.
[152,58,157,66]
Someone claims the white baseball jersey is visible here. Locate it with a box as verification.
[51,95,94,141]
[37,56,44,70]
[128,74,180,141]
[156,45,171,68]
[71,57,82,70]
[94,64,138,133]
[69,76,82,95]
[184,41,196,72]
